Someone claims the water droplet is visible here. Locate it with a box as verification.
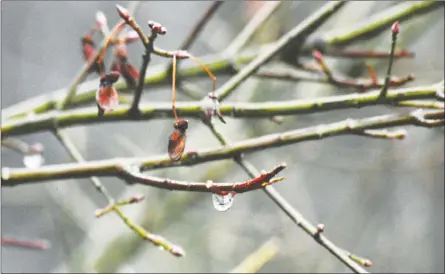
[212,192,234,212]
[23,153,44,168]
[158,245,165,251]
[206,180,213,189]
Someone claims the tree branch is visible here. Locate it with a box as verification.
[118,163,286,193]
[3,1,437,120]
[2,84,442,138]
[2,109,443,186]
[214,1,346,101]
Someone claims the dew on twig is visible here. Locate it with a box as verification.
[212,192,234,212]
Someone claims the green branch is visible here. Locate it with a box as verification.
[3,1,438,121]
[321,1,443,47]
[2,84,442,138]
[2,109,443,186]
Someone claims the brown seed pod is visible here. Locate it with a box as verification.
[168,119,189,161]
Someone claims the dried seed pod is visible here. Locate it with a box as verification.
[96,71,120,114]
[168,119,188,161]
[81,34,103,74]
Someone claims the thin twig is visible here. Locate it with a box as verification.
[1,237,50,250]
[379,22,399,99]
[118,163,286,193]
[2,109,443,186]
[224,1,283,56]
[180,1,223,52]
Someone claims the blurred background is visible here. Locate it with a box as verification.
[1,1,444,273]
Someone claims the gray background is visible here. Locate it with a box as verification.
[1,1,444,273]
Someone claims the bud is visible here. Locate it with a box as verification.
[312,50,324,62]
[148,20,167,35]
[391,21,400,34]
[96,11,107,28]
[316,223,325,233]
[116,4,130,21]
[130,195,145,203]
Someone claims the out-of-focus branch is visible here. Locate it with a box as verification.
[224,1,283,56]
[2,109,443,186]
[54,130,184,257]
[214,1,346,101]
[318,1,444,48]
[229,237,280,273]
[1,237,50,250]
[2,84,441,138]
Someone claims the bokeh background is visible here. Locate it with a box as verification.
[1,1,444,273]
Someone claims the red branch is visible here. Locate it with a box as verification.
[118,163,287,193]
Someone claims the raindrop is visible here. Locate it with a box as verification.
[23,153,44,169]
[212,192,234,212]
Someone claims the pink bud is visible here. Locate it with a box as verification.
[130,195,145,203]
[316,223,325,233]
[96,11,107,27]
[116,4,130,20]
[391,21,399,34]
[312,50,323,62]
[174,50,191,59]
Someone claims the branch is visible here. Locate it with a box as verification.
[179,1,223,51]
[224,1,283,56]
[4,2,438,120]
[2,84,441,138]
[118,163,286,193]
[304,50,414,90]
[319,1,444,48]
[2,109,443,186]
[214,1,346,101]
[202,118,368,273]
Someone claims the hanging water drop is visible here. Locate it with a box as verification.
[212,192,234,212]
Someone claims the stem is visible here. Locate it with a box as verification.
[118,163,286,193]
[2,84,440,138]
[172,54,179,121]
[379,22,399,99]
[179,1,223,51]
[2,109,443,186]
